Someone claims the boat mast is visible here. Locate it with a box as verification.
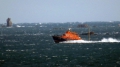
[88,26,90,41]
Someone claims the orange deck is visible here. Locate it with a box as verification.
[61,30,82,40]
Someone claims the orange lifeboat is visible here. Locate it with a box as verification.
[52,29,82,43]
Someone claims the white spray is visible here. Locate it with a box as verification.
[61,38,120,43]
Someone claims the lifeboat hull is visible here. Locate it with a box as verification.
[52,30,82,43]
[52,35,67,43]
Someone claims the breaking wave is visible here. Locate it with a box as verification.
[61,38,120,43]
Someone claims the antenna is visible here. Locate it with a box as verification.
[68,28,71,30]
[88,26,90,41]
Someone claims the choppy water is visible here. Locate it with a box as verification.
[0,22,120,67]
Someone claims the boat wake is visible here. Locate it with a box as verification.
[60,38,120,43]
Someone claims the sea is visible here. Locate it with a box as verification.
[0,21,120,67]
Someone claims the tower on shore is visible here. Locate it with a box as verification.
[6,18,12,27]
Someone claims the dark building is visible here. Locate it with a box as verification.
[6,18,12,27]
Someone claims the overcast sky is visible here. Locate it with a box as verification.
[0,0,120,23]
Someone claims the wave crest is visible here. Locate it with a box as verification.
[61,38,120,43]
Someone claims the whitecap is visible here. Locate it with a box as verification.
[61,37,120,43]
